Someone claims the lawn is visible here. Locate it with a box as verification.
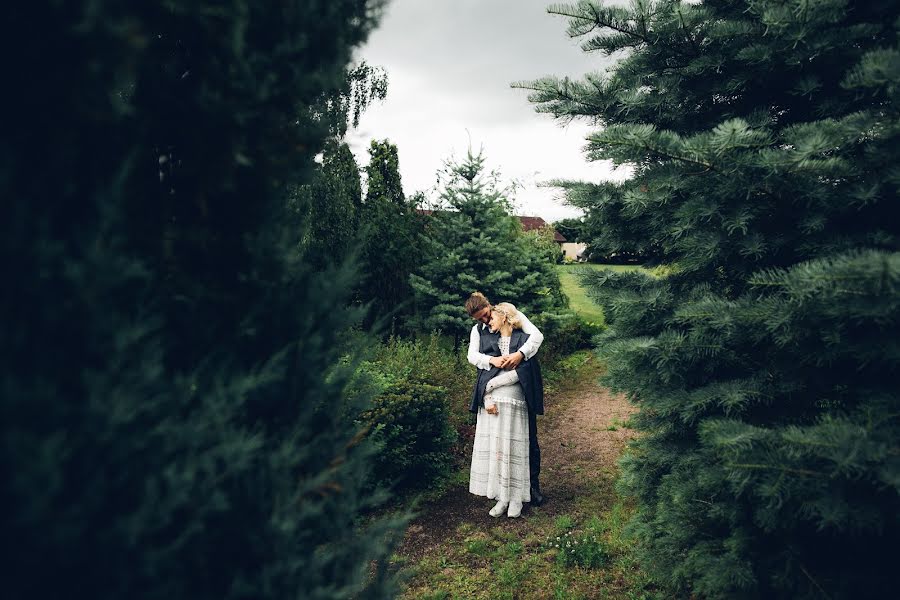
[555,263,646,324]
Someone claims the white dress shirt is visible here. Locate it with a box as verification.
[467,310,544,371]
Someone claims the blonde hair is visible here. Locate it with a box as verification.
[493,302,522,329]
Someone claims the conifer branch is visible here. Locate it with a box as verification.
[676,5,700,55]
[513,81,605,115]
[726,463,824,477]
[594,135,720,172]
[547,4,653,47]
[798,562,833,600]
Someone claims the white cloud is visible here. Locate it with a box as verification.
[348,0,629,223]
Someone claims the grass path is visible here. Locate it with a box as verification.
[392,355,659,599]
[555,264,646,324]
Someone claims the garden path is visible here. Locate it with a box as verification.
[395,356,645,599]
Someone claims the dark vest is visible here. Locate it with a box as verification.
[469,325,544,415]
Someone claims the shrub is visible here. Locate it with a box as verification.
[359,380,457,491]
[533,311,605,369]
[368,334,472,431]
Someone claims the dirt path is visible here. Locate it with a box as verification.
[395,356,637,567]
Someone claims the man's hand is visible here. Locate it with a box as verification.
[503,351,524,370]
[489,356,506,368]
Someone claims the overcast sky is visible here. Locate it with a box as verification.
[347,0,629,223]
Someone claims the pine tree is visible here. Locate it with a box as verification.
[359,139,421,333]
[520,1,900,597]
[411,149,565,345]
[1,2,405,599]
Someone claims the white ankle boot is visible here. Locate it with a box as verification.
[507,501,523,518]
[489,500,509,517]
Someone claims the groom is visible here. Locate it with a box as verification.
[465,292,546,506]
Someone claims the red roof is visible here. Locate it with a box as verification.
[518,216,567,242]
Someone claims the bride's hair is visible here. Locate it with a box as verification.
[493,302,522,329]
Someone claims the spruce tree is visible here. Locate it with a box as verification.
[520,1,899,597]
[411,149,565,344]
[2,2,404,599]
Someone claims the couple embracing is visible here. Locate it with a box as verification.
[465,292,545,519]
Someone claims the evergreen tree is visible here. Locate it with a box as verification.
[1,2,405,599]
[521,1,899,597]
[411,149,565,345]
[359,139,421,333]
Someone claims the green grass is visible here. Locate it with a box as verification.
[397,501,665,600]
[556,263,646,323]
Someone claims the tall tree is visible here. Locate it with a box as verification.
[411,149,565,345]
[1,2,405,599]
[359,139,421,333]
[521,1,899,597]
[296,139,363,269]
[366,138,406,206]
[294,61,386,269]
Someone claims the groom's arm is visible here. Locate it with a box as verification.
[467,324,493,370]
[516,311,544,361]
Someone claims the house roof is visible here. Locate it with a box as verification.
[416,210,567,242]
[518,216,567,242]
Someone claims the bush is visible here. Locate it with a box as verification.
[533,311,606,369]
[360,381,457,491]
[368,334,472,432]
[356,334,470,492]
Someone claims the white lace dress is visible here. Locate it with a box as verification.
[469,336,531,505]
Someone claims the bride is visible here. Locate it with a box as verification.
[468,302,539,518]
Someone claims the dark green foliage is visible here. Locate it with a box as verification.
[364,335,473,471]
[522,1,900,598]
[368,335,473,422]
[325,61,389,139]
[359,139,422,334]
[296,140,363,269]
[1,2,405,599]
[360,381,458,491]
[354,335,465,493]
[366,139,406,206]
[411,149,566,343]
